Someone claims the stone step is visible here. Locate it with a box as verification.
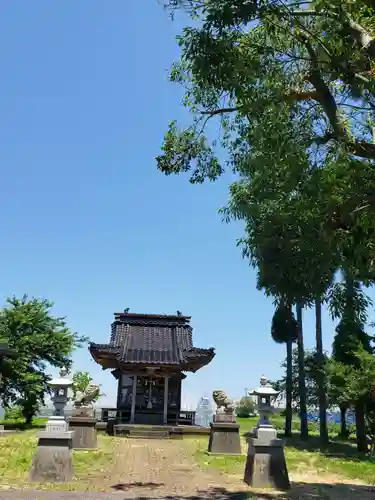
[128,429,170,440]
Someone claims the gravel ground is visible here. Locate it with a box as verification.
[0,439,247,499]
[0,492,127,500]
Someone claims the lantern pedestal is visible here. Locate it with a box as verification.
[207,413,242,456]
[29,367,74,483]
[244,428,290,490]
[245,376,290,490]
[68,408,97,450]
[46,415,68,433]
[29,430,74,483]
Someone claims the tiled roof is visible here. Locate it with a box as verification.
[89,311,215,370]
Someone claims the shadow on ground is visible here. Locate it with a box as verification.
[2,483,375,499]
[112,482,165,491]
[243,431,375,463]
[285,435,375,464]
[135,483,375,499]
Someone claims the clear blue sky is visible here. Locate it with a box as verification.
[0,1,370,408]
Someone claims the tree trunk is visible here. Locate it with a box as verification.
[296,303,308,439]
[371,436,375,456]
[344,271,368,452]
[285,337,293,437]
[315,296,328,443]
[339,405,348,437]
[355,401,368,453]
[25,412,33,425]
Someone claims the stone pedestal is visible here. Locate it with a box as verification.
[29,430,74,483]
[207,413,241,455]
[45,415,68,433]
[244,426,290,490]
[68,416,97,449]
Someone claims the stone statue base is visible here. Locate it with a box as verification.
[213,412,236,423]
[29,431,74,483]
[71,406,95,418]
[207,413,241,455]
[68,415,97,449]
[244,427,290,490]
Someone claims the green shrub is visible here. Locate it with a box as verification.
[235,396,255,418]
[0,418,47,429]
[4,406,23,420]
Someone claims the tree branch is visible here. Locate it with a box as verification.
[300,34,348,138]
[289,10,327,16]
[312,133,375,160]
[200,107,239,116]
[345,14,375,57]
[349,141,375,160]
[285,90,319,101]
[276,3,375,90]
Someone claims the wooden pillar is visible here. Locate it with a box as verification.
[130,375,137,424]
[116,372,122,409]
[163,376,169,425]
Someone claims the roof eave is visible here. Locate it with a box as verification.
[88,343,121,369]
[181,348,216,373]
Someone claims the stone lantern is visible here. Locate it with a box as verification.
[30,366,75,483]
[244,376,290,491]
[250,375,279,431]
[46,367,73,432]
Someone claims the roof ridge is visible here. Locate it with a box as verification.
[113,313,192,325]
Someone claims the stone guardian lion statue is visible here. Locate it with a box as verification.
[74,383,100,408]
[212,390,235,414]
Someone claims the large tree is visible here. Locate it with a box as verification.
[157,0,375,445]
[159,0,375,277]
[158,0,351,440]
[163,0,375,155]
[271,303,298,436]
[328,347,375,454]
[0,295,87,423]
[328,276,374,452]
[275,347,330,412]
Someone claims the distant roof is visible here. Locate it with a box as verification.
[89,311,215,372]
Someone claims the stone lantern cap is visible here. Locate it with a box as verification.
[49,367,73,388]
[249,376,279,397]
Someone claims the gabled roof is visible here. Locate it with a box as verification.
[89,312,215,372]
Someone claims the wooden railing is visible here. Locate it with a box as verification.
[100,408,196,425]
[177,410,196,425]
[101,408,129,422]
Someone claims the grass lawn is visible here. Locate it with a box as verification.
[1,416,375,495]
[0,430,118,491]
[191,417,375,486]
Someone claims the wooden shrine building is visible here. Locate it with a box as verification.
[89,311,215,425]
